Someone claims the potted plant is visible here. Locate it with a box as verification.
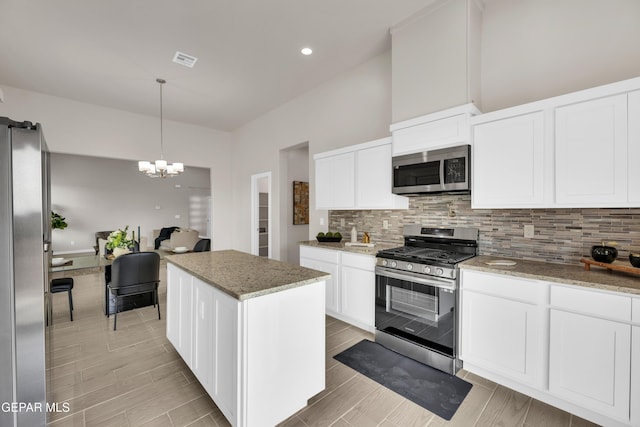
[51,211,68,230]
[106,226,134,258]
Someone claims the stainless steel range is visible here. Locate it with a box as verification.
[375,225,478,375]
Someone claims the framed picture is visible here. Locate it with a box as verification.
[293,181,309,225]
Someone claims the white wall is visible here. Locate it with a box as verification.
[0,86,234,250]
[50,153,210,253]
[282,144,309,264]
[231,51,393,257]
[480,0,640,113]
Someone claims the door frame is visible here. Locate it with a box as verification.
[250,172,272,258]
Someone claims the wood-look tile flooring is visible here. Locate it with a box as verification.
[48,266,599,427]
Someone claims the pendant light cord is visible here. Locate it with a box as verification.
[157,78,166,161]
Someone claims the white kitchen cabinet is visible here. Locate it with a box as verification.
[315,152,355,209]
[314,138,407,210]
[340,252,376,331]
[549,285,632,422]
[632,320,640,427]
[390,103,481,155]
[460,270,546,388]
[167,263,325,427]
[628,90,640,203]
[555,94,628,205]
[299,245,375,332]
[300,245,340,314]
[166,264,193,365]
[471,77,640,209]
[471,111,547,208]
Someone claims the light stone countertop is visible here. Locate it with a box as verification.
[299,240,400,256]
[165,250,330,301]
[461,255,640,296]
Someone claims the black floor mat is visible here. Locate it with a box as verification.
[334,339,472,420]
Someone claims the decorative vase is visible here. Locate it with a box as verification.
[112,247,130,258]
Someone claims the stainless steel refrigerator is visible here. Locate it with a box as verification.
[0,117,51,427]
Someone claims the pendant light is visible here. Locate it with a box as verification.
[138,78,184,178]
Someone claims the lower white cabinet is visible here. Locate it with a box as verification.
[460,268,639,427]
[340,252,375,330]
[460,270,546,387]
[167,263,325,427]
[300,245,375,332]
[549,285,632,423]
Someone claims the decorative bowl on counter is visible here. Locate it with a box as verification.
[316,232,342,243]
[630,253,640,268]
[316,236,342,243]
[591,242,618,264]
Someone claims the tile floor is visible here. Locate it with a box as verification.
[47,266,599,427]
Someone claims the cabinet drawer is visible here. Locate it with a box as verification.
[341,252,375,271]
[300,246,339,263]
[633,298,640,324]
[461,270,545,304]
[550,285,631,322]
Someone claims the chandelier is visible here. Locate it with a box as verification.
[138,78,184,178]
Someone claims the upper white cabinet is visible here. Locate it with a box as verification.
[555,94,628,205]
[471,77,640,208]
[314,137,408,210]
[472,111,547,208]
[315,152,355,209]
[390,103,481,156]
[627,90,640,204]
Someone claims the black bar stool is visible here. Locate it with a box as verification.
[51,278,74,321]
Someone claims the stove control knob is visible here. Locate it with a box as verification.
[406,264,413,271]
[381,259,388,266]
[391,261,397,268]
[423,266,431,274]
[435,268,444,276]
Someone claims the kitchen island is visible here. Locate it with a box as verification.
[165,250,330,427]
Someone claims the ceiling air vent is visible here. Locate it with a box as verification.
[172,51,198,68]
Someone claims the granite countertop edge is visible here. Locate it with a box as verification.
[461,255,640,296]
[166,251,331,301]
[299,240,399,255]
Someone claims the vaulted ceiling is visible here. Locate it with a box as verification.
[0,0,433,131]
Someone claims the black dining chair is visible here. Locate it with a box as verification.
[107,252,160,330]
[51,278,74,321]
[193,238,211,252]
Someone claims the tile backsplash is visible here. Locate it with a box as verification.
[328,195,640,265]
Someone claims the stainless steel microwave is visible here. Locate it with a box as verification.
[392,145,470,195]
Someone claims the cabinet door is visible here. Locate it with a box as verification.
[632,325,640,427]
[192,278,213,394]
[211,288,238,421]
[472,111,545,208]
[167,265,193,365]
[555,94,628,205]
[340,264,375,332]
[549,309,630,421]
[392,114,468,155]
[629,91,640,203]
[315,152,355,209]
[300,256,339,314]
[461,290,542,386]
[356,144,407,209]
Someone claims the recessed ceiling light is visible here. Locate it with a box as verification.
[301,47,313,56]
[173,51,198,68]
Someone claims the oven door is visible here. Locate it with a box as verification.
[375,266,456,357]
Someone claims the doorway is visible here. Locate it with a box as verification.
[251,172,271,258]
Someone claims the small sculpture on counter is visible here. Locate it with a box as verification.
[362,232,370,244]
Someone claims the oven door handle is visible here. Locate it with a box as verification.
[375,266,456,290]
